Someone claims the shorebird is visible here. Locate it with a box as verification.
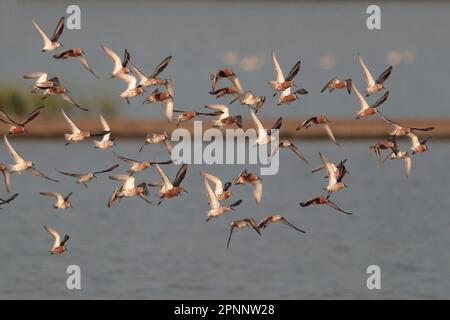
[116,72,145,104]
[205,104,242,129]
[234,170,262,204]
[44,225,69,254]
[383,144,411,177]
[94,115,115,150]
[200,171,233,201]
[230,90,266,112]
[113,152,172,175]
[149,164,188,203]
[296,116,339,146]
[101,45,130,77]
[108,175,152,207]
[300,196,352,215]
[40,192,73,209]
[129,55,172,88]
[257,214,306,234]
[317,152,348,194]
[0,105,45,135]
[53,48,100,78]
[369,137,396,162]
[23,72,49,92]
[3,135,58,182]
[226,218,260,248]
[173,109,220,127]
[61,108,108,144]
[275,88,308,106]
[32,17,64,52]
[353,83,389,119]
[381,116,435,137]
[57,164,119,188]
[138,131,172,154]
[269,52,301,93]
[203,175,242,221]
[209,86,239,98]
[269,139,309,163]
[321,77,352,94]
[358,54,393,96]
[407,132,431,154]
[39,77,88,111]
[210,68,243,93]
[0,163,11,193]
[0,193,18,209]
[249,108,282,145]
[143,81,174,122]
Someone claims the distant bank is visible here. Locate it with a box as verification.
[0,118,446,139]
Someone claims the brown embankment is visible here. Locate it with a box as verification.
[0,117,446,139]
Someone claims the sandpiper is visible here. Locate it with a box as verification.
[0,163,11,193]
[61,108,108,144]
[32,17,64,52]
[353,83,389,119]
[113,152,172,175]
[358,54,393,96]
[101,45,130,77]
[300,195,352,215]
[296,116,339,146]
[0,105,45,135]
[129,56,172,88]
[44,225,69,254]
[203,175,242,221]
[53,48,100,78]
[200,171,233,201]
[138,131,172,154]
[249,108,282,145]
[57,164,119,188]
[234,170,263,204]
[256,214,306,234]
[205,104,242,129]
[149,164,188,204]
[226,218,260,248]
[94,115,115,150]
[40,192,73,209]
[321,77,352,94]
[39,77,88,111]
[4,135,58,182]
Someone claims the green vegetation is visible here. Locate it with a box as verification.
[0,83,118,117]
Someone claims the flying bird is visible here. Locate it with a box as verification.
[40,77,88,111]
[40,192,73,209]
[113,152,172,175]
[53,48,100,78]
[0,105,45,135]
[57,164,119,188]
[269,139,309,164]
[148,164,188,204]
[129,56,172,88]
[201,171,233,201]
[138,131,172,154]
[352,83,389,119]
[296,116,339,146]
[108,175,152,207]
[101,45,130,77]
[226,218,260,248]
[203,176,242,221]
[234,170,263,204]
[94,114,115,150]
[256,214,306,234]
[61,108,108,144]
[0,193,19,209]
[205,104,242,129]
[32,16,64,52]
[358,54,392,96]
[321,77,352,94]
[3,135,58,182]
[0,163,11,193]
[43,224,69,254]
[300,196,352,215]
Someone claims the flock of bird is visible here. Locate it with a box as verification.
[0,16,434,253]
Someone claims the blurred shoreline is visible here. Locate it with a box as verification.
[1,117,445,139]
